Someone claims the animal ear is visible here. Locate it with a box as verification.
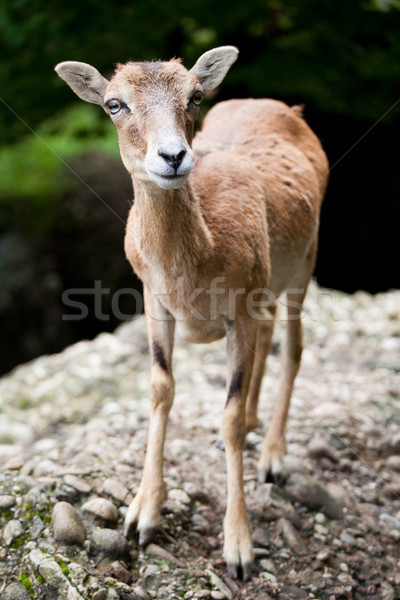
[55,61,109,106]
[190,46,238,92]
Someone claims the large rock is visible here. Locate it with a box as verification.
[91,527,130,559]
[52,501,85,544]
[3,582,31,600]
[285,473,344,519]
[29,549,84,599]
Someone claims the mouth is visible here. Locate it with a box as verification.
[147,169,191,189]
[160,173,183,180]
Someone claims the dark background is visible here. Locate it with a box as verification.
[1,0,399,375]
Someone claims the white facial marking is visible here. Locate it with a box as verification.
[144,103,195,190]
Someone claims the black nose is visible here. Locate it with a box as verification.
[158,149,186,171]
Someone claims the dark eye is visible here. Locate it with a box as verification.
[190,91,203,106]
[107,99,123,114]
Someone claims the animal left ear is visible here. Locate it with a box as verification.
[190,46,239,92]
[55,61,109,106]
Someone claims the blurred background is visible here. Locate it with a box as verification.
[0,0,399,376]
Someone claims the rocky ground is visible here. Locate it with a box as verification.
[0,281,400,600]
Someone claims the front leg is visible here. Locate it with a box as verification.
[222,319,256,580]
[124,287,175,546]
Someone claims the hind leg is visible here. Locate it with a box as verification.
[245,305,276,433]
[258,242,317,484]
[257,289,304,483]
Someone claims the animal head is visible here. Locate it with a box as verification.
[55,47,238,190]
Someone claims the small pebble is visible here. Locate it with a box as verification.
[259,558,276,573]
[3,520,24,545]
[315,512,327,524]
[82,497,118,524]
[110,560,133,584]
[383,482,400,499]
[314,523,328,535]
[1,456,24,471]
[30,515,45,540]
[276,518,307,555]
[92,590,107,600]
[386,455,400,472]
[316,550,330,562]
[131,585,150,599]
[103,477,131,503]
[192,513,209,532]
[307,437,338,462]
[252,526,270,548]
[207,536,218,549]
[168,488,192,505]
[146,543,184,566]
[281,586,308,599]
[33,459,59,477]
[64,474,92,494]
[340,530,356,546]
[261,571,278,584]
[0,495,16,508]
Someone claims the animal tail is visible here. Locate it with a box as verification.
[291,104,305,118]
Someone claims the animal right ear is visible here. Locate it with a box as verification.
[190,46,239,92]
[55,61,109,106]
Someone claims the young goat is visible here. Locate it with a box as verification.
[56,47,329,580]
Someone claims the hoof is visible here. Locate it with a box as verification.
[227,561,253,581]
[123,510,157,548]
[215,437,225,451]
[139,527,157,548]
[258,468,286,487]
[123,519,157,548]
[123,518,136,540]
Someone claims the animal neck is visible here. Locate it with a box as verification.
[131,176,214,271]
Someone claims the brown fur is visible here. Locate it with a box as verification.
[55,49,328,580]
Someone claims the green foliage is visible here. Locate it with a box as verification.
[23,501,51,524]
[0,103,119,242]
[11,535,25,548]
[0,103,118,202]
[366,0,400,11]
[0,0,399,142]
[55,558,70,577]
[18,571,35,598]
[18,397,33,409]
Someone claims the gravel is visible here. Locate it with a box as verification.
[0,281,399,599]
